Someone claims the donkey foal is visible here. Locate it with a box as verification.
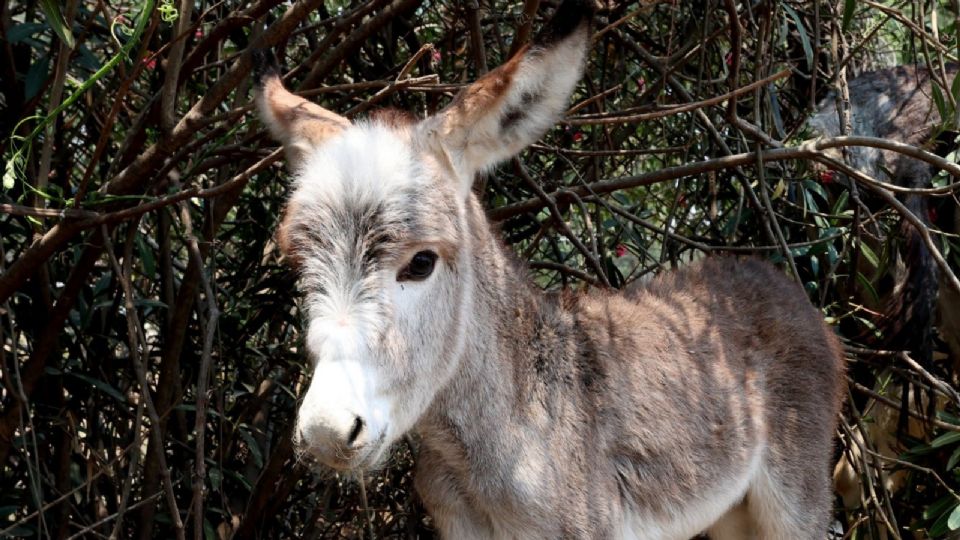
[253,1,845,538]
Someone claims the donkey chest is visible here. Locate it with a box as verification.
[415,434,604,532]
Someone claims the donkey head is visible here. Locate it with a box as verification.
[254,0,593,471]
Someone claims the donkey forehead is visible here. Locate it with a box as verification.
[287,121,461,245]
[293,121,440,204]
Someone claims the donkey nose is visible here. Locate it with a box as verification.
[297,411,367,459]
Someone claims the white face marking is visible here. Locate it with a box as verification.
[288,122,472,470]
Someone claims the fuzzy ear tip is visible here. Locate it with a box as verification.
[541,0,597,44]
[252,48,280,88]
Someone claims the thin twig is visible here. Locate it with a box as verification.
[101,225,186,540]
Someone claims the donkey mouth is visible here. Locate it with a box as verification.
[299,443,364,471]
[299,434,387,472]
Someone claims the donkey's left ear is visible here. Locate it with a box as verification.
[418,0,595,196]
[253,49,351,170]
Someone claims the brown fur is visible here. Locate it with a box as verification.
[439,46,527,133]
[276,200,303,269]
[258,76,350,165]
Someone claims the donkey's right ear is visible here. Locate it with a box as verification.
[252,49,350,169]
[417,0,595,197]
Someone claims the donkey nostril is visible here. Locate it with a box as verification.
[346,416,364,446]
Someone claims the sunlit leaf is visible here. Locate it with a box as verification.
[949,505,960,530]
[38,0,75,49]
[930,430,960,448]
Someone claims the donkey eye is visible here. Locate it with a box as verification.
[398,250,438,282]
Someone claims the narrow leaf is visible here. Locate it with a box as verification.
[950,503,960,530]
[841,0,856,32]
[932,83,948,123]
[38,0,75,49]
[784,5,813,70]
[859,241,879,270]
[8,22,46,44]
[68,373,126,402]
[930,430,960,448]
[947,445,960,471]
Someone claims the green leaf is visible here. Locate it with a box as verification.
[136,234,156,278]
[930,430,960,448]
[938,411,960,425]
[855,272,880,304]
[859,241,879,270]
[930,501,960,536]
[932,83,948,124]
[209,467,223,491]
[803,179,830,205]
[67,373,125,402]
[925,494,958,520]
[947,445,960,470]
[768,85,786,138]
[25,54,51,101]
[221,468,254,491]
[951,72,960,126]
[826,242,839,266]
[604,256,625,289]
[830,190,849,217]
[204,518,216,540]
[949,504,960,530]
[76,45,102,72]
[841,0,856,32]
[38,0,75,49]
[239,428,264,468]
[8,22,46,44]
[771,179,786,200]
[784,5,813,70]
[134,299,168,310]
[790,245,811,258]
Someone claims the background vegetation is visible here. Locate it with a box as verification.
[2,0,960,538]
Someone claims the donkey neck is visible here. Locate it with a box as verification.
[417,194,600,494]
[445,193,565,407]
